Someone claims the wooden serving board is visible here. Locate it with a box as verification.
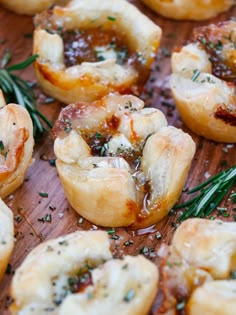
[0,2,235,314]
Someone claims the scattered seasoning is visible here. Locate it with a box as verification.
[45,213,52,222]
[39,192,48,198]
[58,240,69,246]
[78,217,84,224]
[38,213,52,223]
[107,228,115,235]
[155,231,162,240]
[123,289,135,302]
[24,33,33,38]
[122,263,129,270]
[111,234,120,240]
[5,263,12,275]
[124,240,134,246]
[176,300,185,311]
[191,69,200,81]
[49,159,56,167]
[49,205,56,211]
[0,140,4,151]
[87,292,94,300]
[230,270,236,279]
[95,132,103,139]
[45,97,55,104]
[14,214,22,223]
[140,246,149,255]
[161,47,171,58]
[107,16,116,21]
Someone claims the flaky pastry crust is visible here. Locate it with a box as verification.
[53,93,195,228]
[0,0,69,15]
[0,199,14,281]
[157,218,236,315]
[10,230,158,315]
[33,0,162,103]
[141,0,234,20]
[170,21,236,143]
[0,93,34,198]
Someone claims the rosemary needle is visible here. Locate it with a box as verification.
[174,165,236,221]
[0,53,52,138]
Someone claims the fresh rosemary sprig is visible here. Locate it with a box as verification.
[0,53,52,137]
[174,165,236,221]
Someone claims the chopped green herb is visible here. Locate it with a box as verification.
[107,228,115,235]
[176,300,185,310]
[107,16,116,21]
[155,231,162,240]
[95,132,103,139]
[140,246,149,255]
[39,192,48,198]
[124,289,135,302]
[45,213,52,222]
[6,263,12,275]
[111,234,120,240]
[191,69,200,82]
[0,140,4,151]
[124,240,134,246]
[230,270,236,279]
[45,97,55,104]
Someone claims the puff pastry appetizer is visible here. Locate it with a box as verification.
[170,21,236,143]
[53,93,195,228]
[0,91,34,198]
[141,0,235,21]
[0,0,69,15]
[10,230,158,315]
[33,0,162,103]
[157,218,236,315]
[0,199,14,281]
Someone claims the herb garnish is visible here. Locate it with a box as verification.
[191,69,200,81]
[0,53,52,137]
[174,165,236,221]
[107,16,116,21]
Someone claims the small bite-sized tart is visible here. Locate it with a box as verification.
[0,0,69,15]
[0,199,14,281]
[0,91,34,198]
[141,0,235,20]
[53,93,195,228]
[157,218,236,315]
[33,0,162,103]
[10,230,158,315]
[170,21,236,142]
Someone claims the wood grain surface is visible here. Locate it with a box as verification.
[0,2,235,314]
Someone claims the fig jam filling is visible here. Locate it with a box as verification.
[62,28,130,67]
[192,21,236,83]
[60,27,149,85]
